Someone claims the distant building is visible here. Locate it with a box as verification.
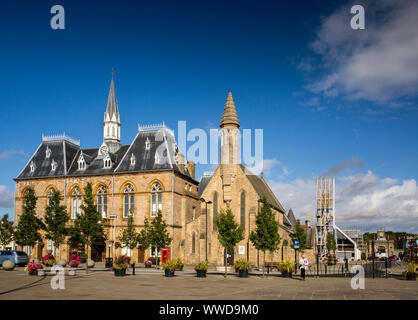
[369,229,395,258]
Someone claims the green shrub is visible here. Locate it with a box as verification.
[195,261,208,271]
[234,259,250,271]
[162,259,177,271]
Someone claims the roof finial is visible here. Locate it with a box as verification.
[111,68,116,79]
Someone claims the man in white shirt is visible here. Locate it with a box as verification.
[299,255,309,280]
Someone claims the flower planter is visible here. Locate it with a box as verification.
[196,269,207,278]
[238,270,249,278]
[177,264,184,271]
[114,269,126,277]
[281,272,292,278]
[29,270,38,276]
[406,273,416,281]
[165,269,175,277]
[145,264,152,268]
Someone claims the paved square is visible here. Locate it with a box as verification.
[0,268,416,300]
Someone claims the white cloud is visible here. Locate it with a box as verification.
[245,158,289,178]
[268,171,418,233]
[0,185,14,208]
[0,149,26,159]
[305,0,418,103]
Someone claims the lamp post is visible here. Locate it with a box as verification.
[110,214,117,259]
[200,198,212,262]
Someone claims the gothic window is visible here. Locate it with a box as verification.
[97,186,108,218]
[192,233,195,254]
[155,153,160,164]
[78,155,86,170]
[71,187,82,219]
[213,192,218,231]
[104,154,112,169]
[240,191,246,229]
[51,159,57,172]
[145,138,151,150]
[112,126,115,137]
[150,183,162,217]
[130,153,136,166]
[123,184,134,218]
[47,188,55,206]
[45,146,51,159]
[30,161,36,173]
[192,207,196,221]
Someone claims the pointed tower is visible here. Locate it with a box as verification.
[220,92,240,204]
[102,75,121,154]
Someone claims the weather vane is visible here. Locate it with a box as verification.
[111,68,116,78]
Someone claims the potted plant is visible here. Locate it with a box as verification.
[279,258,294,278]
[195,261,208,278]
[144,259,152,268]
[67,252,80,268]
[326,254,337,265]
[234,259,250,278]
[176,258,184,271]
[113,255,130,277]
[403,262,417,281]
[162,260,177,277]
[42,252,55,267]
[25,261,43,276]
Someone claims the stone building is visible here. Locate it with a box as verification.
[188,93,296,266]
[13,78,297,267]
[14,77,200,262]
[369,229,395,258]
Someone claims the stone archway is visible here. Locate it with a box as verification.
[91,237,106,262]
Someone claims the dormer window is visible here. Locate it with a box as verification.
[78,154,86,170]
[130,153,136,166]
[30,161,36,172]
[46,146,51,159]
[51,159,57,172]
[104,154,112,169]
[145,138,151,150]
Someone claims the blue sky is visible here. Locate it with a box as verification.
[1,0,417,232]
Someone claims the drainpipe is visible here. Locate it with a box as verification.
[171,171,174,258]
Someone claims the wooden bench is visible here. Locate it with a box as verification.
[265,262,279,273]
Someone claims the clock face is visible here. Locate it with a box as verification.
[100,145,109,155]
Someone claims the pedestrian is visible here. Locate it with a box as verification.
[299,254,308,280]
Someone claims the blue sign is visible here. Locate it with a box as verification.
[294,239,300,249]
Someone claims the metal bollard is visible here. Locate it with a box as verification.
[131,263,135,275]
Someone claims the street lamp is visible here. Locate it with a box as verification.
[110,214,117,259]
[200,198,212,262]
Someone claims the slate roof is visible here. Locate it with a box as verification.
[287,208,297,226]
[198,175,213,197]
[15,127,195,181]
[16,140,80,179]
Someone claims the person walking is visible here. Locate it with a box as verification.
[299,255,309,280]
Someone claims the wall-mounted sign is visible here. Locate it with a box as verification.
[238,245,245,255]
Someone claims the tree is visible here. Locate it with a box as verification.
[216,208,244,277]
[326,231,336,255]
[250,197,281,277]
[44,190,69,259]
[137,218,150,255]
[14,187,44,257]
[290,220,307,270]
[147,211,170,266]
[0,214,14,249]
[69,183,103,273]
[119,214,138,257]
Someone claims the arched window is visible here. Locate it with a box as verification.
[192,233,195,254]
[97,186,107,218]
[213,192,218,231]
[71,187,82,219]
[47,188,55,206]
[123,184,134,218]
[150,183,162,217]
[240,191,246,229]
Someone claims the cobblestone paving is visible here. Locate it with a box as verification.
[0,268,416,300]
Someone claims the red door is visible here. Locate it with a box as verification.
[161,248,170,264]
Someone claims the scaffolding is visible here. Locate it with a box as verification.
[315,176,335,259]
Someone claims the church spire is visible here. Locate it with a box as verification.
[104,74,120,123]
[102,71,121,153]
[220,92,240,128]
